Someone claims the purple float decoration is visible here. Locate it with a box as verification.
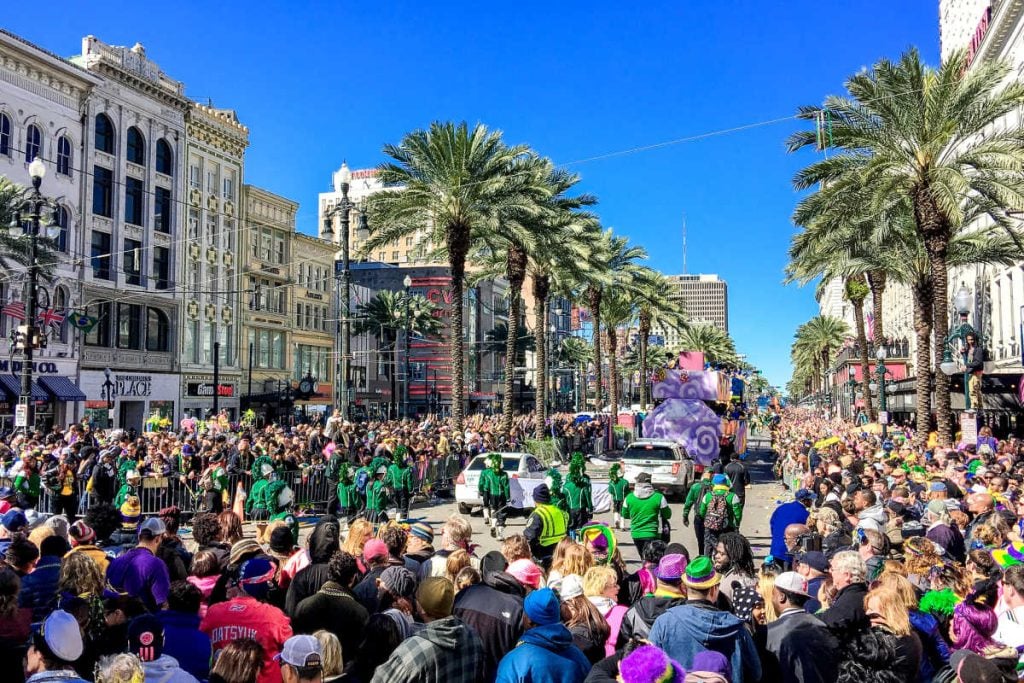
[644,369,722,466]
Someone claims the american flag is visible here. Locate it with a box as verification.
[2,301,25,321]
[37,309,65,330]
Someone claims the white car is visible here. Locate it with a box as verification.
[621,439,694,499]
[455,453,548,514]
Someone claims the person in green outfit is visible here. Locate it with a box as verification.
[264,479,298,543]
[199,451,229,513]
[13,453,41,510]
[698,473,743,557]
[607,463,629,530]
[365,458,390,524]
[622,472,671,558]
[113,468,141,509]
[545,468,566,510]
[336,462,358,527]
[478,453,511,538]
[246,455,275,520]
[387,446,414,522]
[562,453,593,534]
[682,469,714,555]
[353,454,374,516]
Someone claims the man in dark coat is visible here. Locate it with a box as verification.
[820,551,869,635]
[616,553,688,646]
[284,516,341,615]
[763,571,839,683]
[453,557,524,680]
[292,549,368,658]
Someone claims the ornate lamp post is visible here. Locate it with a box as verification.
[875,346,888,438]
[402,274,412,419]
[940,284,978,411]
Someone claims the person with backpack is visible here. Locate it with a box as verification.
[699,474,743,557]
[622,473,671,558]
[478,454,511,539]
[606,464,628,531]
[682,469,714,555]
[354,454,373,515]
[365,457,390,524]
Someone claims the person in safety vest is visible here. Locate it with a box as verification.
[523,484,568,568]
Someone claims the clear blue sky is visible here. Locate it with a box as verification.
[5,1,939,388]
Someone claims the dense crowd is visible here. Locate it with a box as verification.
[2,405,1023,683]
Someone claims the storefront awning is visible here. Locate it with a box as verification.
[0,375,48,401]
[38,376,86,402]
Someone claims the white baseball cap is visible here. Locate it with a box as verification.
[775,571,810,598]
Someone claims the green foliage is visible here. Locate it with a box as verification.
[523,437,561,465]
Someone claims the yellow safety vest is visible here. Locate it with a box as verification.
[535,503,568,547]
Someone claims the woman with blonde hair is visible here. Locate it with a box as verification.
[864,584,922,682]
[58,551,106,642]
[757,569,779,623]
[875,573,950,680]
[313,630,344,683]
[549,542,593,592]
[583,565,627,657]
[94,653,144,683]
[342,518,374,573]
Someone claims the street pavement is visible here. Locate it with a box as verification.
[395,436,785,567]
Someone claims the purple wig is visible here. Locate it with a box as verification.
[951,599,999,653]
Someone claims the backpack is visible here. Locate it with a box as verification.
[355,469,370,495]
[704,493,731,532]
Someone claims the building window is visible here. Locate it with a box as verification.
[85,302,111,347]
[146,308,169,352]
[222,176,234,201]
[54,206,68,253]
[56,136,72,177]
[95,114,115,154]
[117,303,142,350]
[53,286,69,343]
[155,139,173,175]
[153,247,170,290]
[126,127,145,165]
[0,114,9,156]
[188,208,200,240]
[189,164,200,189]
[206,215,218,246]
[155,187,171,233]
[206,170,216,194]
[295,303,302,327]
[185,319,199,363]
[124,238,142,286]
[260,229,272,261]
[24,124,41,163]
[223,324,234,365]
[93,166,113,217]
[188,258,199,292]
[304,304,311,329]
[275,234,285,264]
[125,177,144,226]
[254,329,286,369]
[90,231,111,280]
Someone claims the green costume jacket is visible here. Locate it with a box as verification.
[387,464,414,494]
[478,468,510,500]
[622,489,671,539]
[114,483,137,508]
[365,479,388,511]
[562,477,593,513]
[607,477,628,503]
[336,480,357,508]
[682,479,713,520]
[698,487,743,529]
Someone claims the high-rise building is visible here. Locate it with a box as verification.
[659,274,729,347]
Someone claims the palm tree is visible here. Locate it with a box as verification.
[366,122,538,432]
[483,321,535,357]
[600,289,638,418]
[0,176,59,277]
[634,270,687,411]
[788,48,1024,445]
[352,290,442,416]
[792,315,849,408]
[559,336,592,412]
[674,324,738,366]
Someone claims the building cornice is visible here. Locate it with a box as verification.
[186,103,249,159]
[0,34,99,111]
[73,36,189,112]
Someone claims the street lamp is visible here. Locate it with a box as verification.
[940,283,978,411]
[846,365,857,419]
[324,162,369,421]
[102,367,115,427]
[876,345,888,438]
[8,157,60,432]
[402,274,412,420]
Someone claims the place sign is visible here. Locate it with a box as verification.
[186,383,235,398]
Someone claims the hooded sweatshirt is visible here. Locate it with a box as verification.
[617,591,688,646]
[649,601,762,683]
[496,623,591,683]
[856,504,887,533]
[370,616,485,683]
[284,518,341,615]
[155,609,212,682]
[622,483,670,540]
[141,654,199,683]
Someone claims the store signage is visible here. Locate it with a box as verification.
[305,292,323,300]
[351,169,377,180]
[115,374,152,398]
[966,5,993,66]
[186,383,235,398]
[0,360,59,374]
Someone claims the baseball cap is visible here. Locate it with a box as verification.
[775,571,810,597]
[34,610,83,663]
[276,635,322,669]
[1,510,26,533]
[795,550,828,573]
[794,489,817,502]
[127,614,164,662]
[363,539,388,562]
[560,574,584,600]
[712,474,728,486]
[138,517,166,538]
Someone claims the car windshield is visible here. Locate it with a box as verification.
[467,457,520,471]
[623,445,678,461]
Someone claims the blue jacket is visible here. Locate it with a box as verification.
[769,501,809,563]
[496,623,590,683]
[650,601,762,683]
[19,555,61,624]
[155,609,211,682]
[909,609,950,683]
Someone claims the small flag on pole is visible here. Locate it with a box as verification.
[2,301,25,321]
[67,311,98,333]
[36,309,64,330]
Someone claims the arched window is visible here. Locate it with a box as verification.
[155,139,173,175]
[24,124,41,163]
[54,206,69,253]
[146,308,170,352]
[56,136,72,177]
[95,114,114,154]
[0,114,10,156]
[126,127,145,165]
[53,286,69,342]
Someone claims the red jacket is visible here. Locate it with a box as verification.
[200,595,293,683]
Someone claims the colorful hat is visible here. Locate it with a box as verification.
[618,644,685,683]
[712,474,728,486]
[656,553,687,581]
[991,541,1024,569]
[683,556,720,590]
[409,522,434,544]
[120,496,141,530]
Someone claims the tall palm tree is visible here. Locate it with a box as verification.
[0,176,59,276]
[674,324,738,366]
[559,336,592,412]
[352,290,442,417]
[366,122,538,432]
[788,48,1024,445]
[600,289,638,418]
[792,315,849,408]
[634,270,687,411]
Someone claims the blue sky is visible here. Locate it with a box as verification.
[4,1,939,387]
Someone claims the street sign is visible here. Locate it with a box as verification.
[878,411,889,425]
[960,412,978,446]
[14,404,27,428]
